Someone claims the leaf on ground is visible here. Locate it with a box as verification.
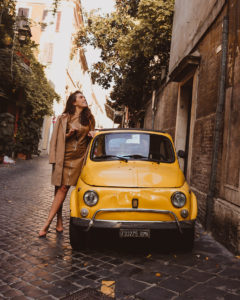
[236,256,240,259]
[146,254,152,259]
[101,280,115,298]
[155,273,161,277]
[102,281,115,287]
[205,257,209,260]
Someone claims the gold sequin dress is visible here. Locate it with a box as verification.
[61,113,90,186]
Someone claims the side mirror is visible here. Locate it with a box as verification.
[177,150,186,159]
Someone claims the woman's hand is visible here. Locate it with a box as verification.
[88,130,96,138]
[66,126,77,138]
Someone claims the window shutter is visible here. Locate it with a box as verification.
[55,12,62,32]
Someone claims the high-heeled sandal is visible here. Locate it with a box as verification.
[38,225,50,238]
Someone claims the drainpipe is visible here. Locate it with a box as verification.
[112,111,115,127]
[205,15,229,230]
[151,90,156,129]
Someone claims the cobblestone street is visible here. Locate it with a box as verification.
[0,155,240,300]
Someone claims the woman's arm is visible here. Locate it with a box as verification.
[88,117,96,138]
[90,118,95,131]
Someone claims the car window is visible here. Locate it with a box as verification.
[149,134,174,162]
[91,132,175,163]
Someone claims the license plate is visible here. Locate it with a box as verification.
[119,229,150,238]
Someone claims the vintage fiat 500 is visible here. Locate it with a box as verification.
[70,129,197,250]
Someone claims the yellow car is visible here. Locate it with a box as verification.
[70,129,197,250]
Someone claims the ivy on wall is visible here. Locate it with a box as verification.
[0,0,60,157]
[14,50,59,156]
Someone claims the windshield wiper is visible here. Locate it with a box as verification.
[122,154,161,164]
[122,154,147,159]
[94,155,128,162]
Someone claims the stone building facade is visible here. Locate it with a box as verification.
[144,0,240,254]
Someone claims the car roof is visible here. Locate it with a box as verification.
[97,128,166,133]
[94,128,173,141]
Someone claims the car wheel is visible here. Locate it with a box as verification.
[180,226,195,251]
[69,220,88,250]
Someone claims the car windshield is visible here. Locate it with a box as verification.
[91,132,175,163]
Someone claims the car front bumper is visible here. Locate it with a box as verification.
[71,208,195,234]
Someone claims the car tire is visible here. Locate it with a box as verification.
[180,226,195,251]
[69,220,88,250]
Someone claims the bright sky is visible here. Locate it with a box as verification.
[81,0,115,66]
[81,0,115,105]
[38,0,114,13]
[81,0,115,14]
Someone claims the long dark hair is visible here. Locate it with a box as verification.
[63,91,95,129]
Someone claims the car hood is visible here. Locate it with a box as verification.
[81,161,185,188]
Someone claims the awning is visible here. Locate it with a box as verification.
[169,51,201,82]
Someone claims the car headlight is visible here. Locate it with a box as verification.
[83,190,99,206]
[171,192,186,208]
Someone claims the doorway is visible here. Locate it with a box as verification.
[175,77,194,178]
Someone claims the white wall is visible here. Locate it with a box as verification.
[169,0,226,75]
[39,0,75,116]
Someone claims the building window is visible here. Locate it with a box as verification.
[18,7,29,17]
[41,10,48,31]
[55,12,62,32]
[42,9,48,21]
[42,43,54,64]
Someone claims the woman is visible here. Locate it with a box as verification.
[38,91,95,237]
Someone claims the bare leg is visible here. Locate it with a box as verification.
[56,204,63,232]
[38,184,70,237]
[54,186,64,232]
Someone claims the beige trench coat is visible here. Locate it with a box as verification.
[48,113,69,186]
